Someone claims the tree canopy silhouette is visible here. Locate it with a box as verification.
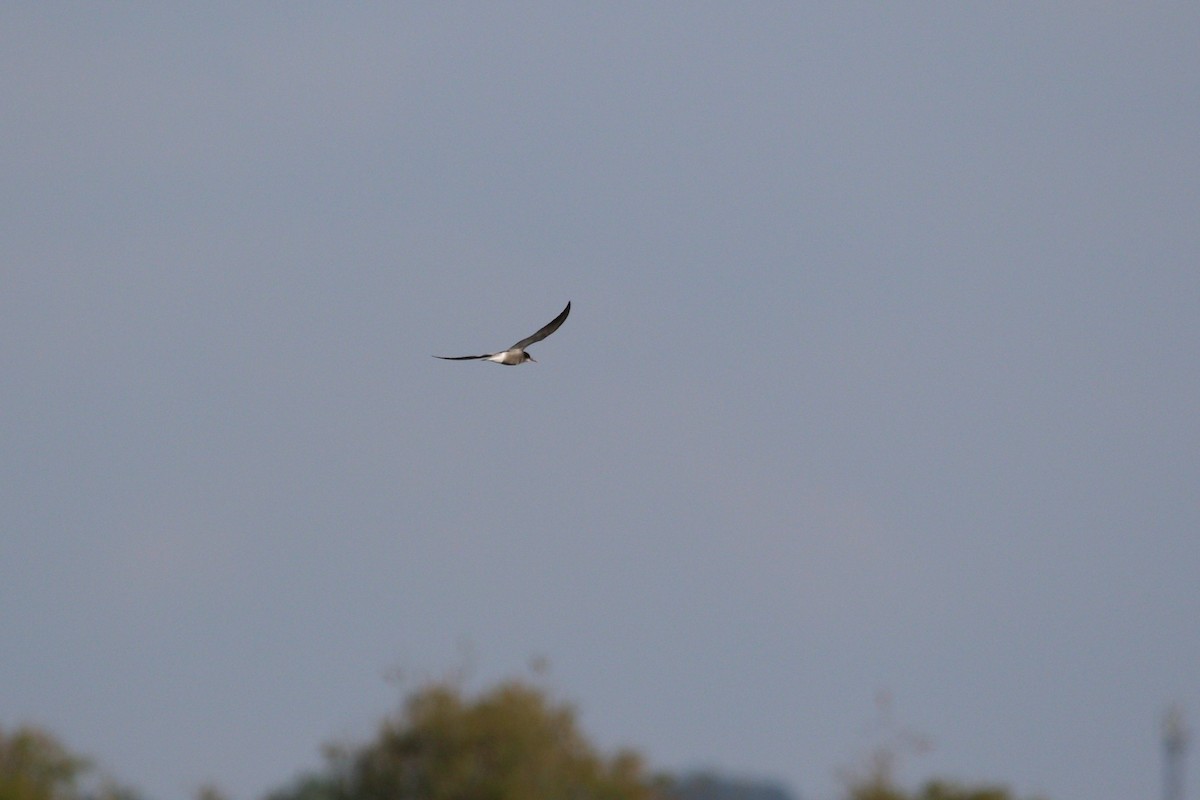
[269,677,661,800]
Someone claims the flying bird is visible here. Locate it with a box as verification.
[434,301,571,365]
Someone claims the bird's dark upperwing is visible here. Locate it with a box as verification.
[433,354,492,360]
[510,301,571,350]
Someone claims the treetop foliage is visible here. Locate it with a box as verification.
[276,677,661,800]
[0,725,89,800]
[4,677,1046,800]
[0,725,137,800]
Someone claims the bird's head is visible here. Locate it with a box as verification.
[523,352,536,363]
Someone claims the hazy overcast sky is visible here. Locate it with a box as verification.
[3,6,1197,800]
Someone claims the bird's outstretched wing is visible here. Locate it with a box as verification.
[510,301,571,350]
[433,354,493,360]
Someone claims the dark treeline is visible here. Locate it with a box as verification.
[1,677,1042,800]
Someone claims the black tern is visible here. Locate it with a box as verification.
[434,301,571,365]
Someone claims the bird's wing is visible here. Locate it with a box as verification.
[433,354,493,360]
[510,301,571,350]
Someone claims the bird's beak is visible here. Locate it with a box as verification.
[528,356,537,362]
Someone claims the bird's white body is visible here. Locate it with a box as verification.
[486,349,529,365]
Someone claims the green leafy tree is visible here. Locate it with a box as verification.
[844,769,1039,800]
[0,725,138,800]
[913,781,1015,800]
[0,726,88,800]
[837,694,1044,800]
[846,779,1044,800]
[269,677,662,800]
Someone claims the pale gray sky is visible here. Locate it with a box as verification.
[2,6,1198,800]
